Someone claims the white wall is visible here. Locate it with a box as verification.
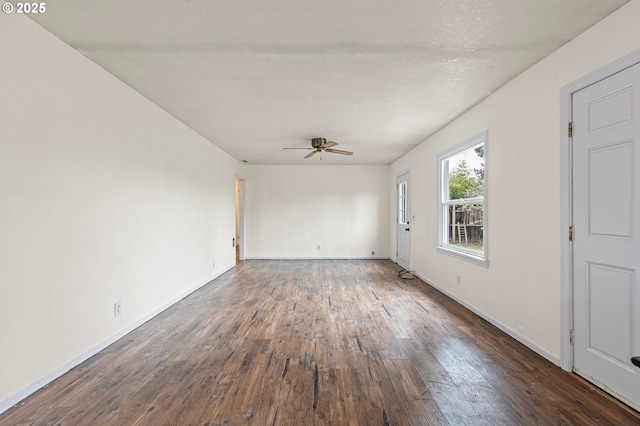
[245,165,389,259]
[390,0,640,363]
[0,16,244,409]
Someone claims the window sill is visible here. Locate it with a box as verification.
[437,245,489,268]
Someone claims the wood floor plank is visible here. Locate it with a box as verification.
[1,259,639,425]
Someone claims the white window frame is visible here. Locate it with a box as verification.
[437,131,488,267]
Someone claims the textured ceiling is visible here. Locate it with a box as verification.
[30,0,629,165]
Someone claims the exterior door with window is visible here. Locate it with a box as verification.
[572,62,640,410]
[397,172,411,270]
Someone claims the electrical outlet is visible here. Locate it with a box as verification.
[456,275,462,285]
[212,261,216,269]
[371,251,375,255]
[316,245,321,251]
[114,301,122,317]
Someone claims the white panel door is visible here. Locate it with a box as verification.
[396,172,411,270]
[572,62,640,410]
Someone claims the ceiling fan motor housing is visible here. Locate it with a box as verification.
[311,138,326,148]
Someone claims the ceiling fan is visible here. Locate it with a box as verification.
[283,138,353,159]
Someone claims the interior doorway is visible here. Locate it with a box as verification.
[235,177,245,265]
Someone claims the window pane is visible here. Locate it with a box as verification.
[398,181,407,225]
[445,203,483,252]
[447,145,484,201]
[437,131,487,265]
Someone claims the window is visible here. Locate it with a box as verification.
[398,180,408,225]
[437,131,487,266]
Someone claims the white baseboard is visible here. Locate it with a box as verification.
[0,265,234,416]
[243,256,391,260]
[414,272,560,367]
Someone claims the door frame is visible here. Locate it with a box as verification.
[560,48,640,372]
[396,169,411,269]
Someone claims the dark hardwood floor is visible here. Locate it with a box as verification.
[2,260,639,425]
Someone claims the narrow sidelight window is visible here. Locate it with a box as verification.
[398,180,408,225]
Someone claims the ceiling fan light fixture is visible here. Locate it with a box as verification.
[284,138,353,159]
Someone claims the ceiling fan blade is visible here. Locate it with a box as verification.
[320,141,337,148]
[324,148,353,155]
[283,147,313,150]
[304,150,318,159]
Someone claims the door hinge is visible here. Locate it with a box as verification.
[568,122,573,138]
[569,225,573,241]
[569,329,575,345]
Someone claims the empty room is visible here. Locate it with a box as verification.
[2,1,640,424]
